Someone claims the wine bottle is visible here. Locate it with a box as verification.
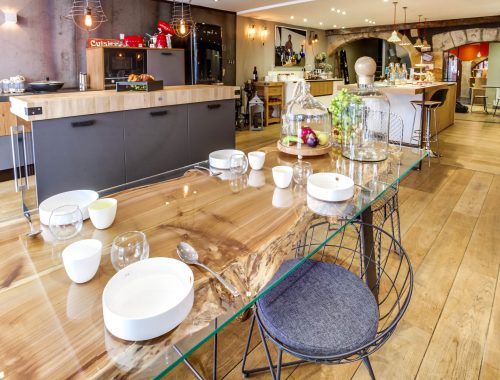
[252,66,258,81]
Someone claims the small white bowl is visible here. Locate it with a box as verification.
[248,151,266,170]
[62,239,102,283]
[307,172,355,202]
[39,190,98,225]
[88,198,118,230]
[272,166,293,189]
[209,149,245,170]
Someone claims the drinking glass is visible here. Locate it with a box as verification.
[230,154,248,175]
[293,161,313,185]
[110,231,149,271]
[49,205,83,240]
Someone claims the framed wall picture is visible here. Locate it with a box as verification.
[275,26,307,67]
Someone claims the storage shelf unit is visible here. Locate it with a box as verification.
[254,82,284,127]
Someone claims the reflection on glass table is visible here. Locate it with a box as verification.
[0,144,426,379]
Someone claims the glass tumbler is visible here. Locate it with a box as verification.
[110,231,149,271]
[49,205,83,240]
[230,154,248,175]
[293,161,313,185]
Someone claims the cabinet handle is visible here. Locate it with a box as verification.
[71,120,96,127]
[161,52,173,56]
[150,110,169,117]
[207,104,221,109]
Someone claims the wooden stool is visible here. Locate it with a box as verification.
[471,94,488,114]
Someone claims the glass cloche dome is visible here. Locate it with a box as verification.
[279,80,332,157]
[341,57,390,162]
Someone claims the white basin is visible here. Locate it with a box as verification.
[102,257,194,341]
[307,173,354,202]
[39,190,99,225]
[209,149,245,169]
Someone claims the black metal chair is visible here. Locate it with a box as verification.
[241,220,413,380]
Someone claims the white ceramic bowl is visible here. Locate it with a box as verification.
[39,190,99,225]
[248,151,266,170]
[88,198,118,230]
[102,257,194,341]
[272,166,293,189]
[209,149,245,169]
[62,239,102,283]
[307,172,355,202]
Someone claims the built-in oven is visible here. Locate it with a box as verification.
[103,48,147,89]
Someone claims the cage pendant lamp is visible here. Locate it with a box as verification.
[171,0,194,37]
[387,2,401,43]
[399,7,411,46]
[420,18,432,51]
[66,0,108,32]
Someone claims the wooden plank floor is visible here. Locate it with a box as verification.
[167,113,500,379]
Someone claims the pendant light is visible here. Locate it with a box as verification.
[398,7,411,46]
[66,0,107,32]
[413,15,424,48]
[171,0,194,37]
[420,18,432,51]
[387,2,401,43]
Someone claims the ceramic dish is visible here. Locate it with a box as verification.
[39,190,99,225]
[209,149,245,169]
[102,257,194,341]
[307,173,355,202]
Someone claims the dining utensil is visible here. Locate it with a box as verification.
[103,257,194,341]
[176,242,240,297]
[49,205,83,240]
[208,149,245,169]
[62,239,102,283]
[248,151,266,170]
[23,210,42,238]
[110,231,149,271]
[88,198,117,230]
[272,166,293,189]
[229,153,248,175]
[307,173,355,202]
[39,190,99,225]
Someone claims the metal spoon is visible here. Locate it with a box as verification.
[176,242,240,297]
[24,210,42,238]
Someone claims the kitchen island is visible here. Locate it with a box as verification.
[339,82,457,145]
[9,85,239,204]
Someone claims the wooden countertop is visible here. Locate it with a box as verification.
[338,82,456,95]
[10,85,240,122]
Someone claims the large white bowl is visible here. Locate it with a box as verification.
[307,173,355,202]
[209,149,245,169]
[39,190,99,225]
[102,257,194,341]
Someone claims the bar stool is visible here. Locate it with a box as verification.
[471,77,488,114]
[410,88,448,166]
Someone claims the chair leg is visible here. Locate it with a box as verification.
[494,99,499,116]
[484,97,489,114]
[256,316,278,380]
[276,348,283,380]
[362,356,376,380]
[241,314,256,377]
[433,108,441,163]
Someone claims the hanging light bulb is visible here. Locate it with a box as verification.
[180,19,186,35]
[388,2,401,43]
[84,7,93,28]
[413,15,424,49]
[172,0,194,37]
[399,7,411,46]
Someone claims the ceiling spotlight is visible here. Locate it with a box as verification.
[337,9,341,13]
[333,24,337,27]
[290,15,294,19]
[365,18,369,22]
[342,11,346,15]
[342,26,345,29]
[331,7,335,11]
[319,21,323,25]
[303,18,307,22]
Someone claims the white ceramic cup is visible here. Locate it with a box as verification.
[272,166,293,189]
[248,151,266,170]
[88,198,118,230]
[62,239,103,283]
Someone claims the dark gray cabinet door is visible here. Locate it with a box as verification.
[147,50,185,86]
[188,100,235,163]
[32,113,125,203]
[123,105,189,182]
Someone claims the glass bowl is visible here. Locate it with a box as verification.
[110,231,149,271]
[49,205,83,240]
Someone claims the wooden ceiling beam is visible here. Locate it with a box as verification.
[326,15,500,36]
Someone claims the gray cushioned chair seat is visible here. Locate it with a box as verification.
[257,259,379,357]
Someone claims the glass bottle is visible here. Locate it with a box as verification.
[341,57,390,162]
[389,62,396,85]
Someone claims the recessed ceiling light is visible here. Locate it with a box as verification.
[331,7,335,11]
[303,18,307,22]
[319,21,323,25]
[337,9,340,13]
[290,15,294,19]
[342,11,346,15]
[365,18,368,22]
[342,26,345,29]
[333,24,337,27]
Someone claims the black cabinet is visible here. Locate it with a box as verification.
[32,113,126,203]
[123,105,189,182]
[187,100,235,163]
[147,50,185,86]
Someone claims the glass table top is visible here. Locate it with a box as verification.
[0,145,426,379]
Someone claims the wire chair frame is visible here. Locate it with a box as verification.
[242,220,413,379]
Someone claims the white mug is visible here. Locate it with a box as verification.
[272,166,293,189]
[248,151,266,170]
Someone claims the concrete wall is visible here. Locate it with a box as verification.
[236,16,329,87]
[0,1,236,87]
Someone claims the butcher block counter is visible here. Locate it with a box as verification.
[8,85,239,204]
[10,85,239,121]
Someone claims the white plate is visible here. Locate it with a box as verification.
[102,257,194,341]
[209,149,245,170]
[307,173,355,202]
[39,190,99,225]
